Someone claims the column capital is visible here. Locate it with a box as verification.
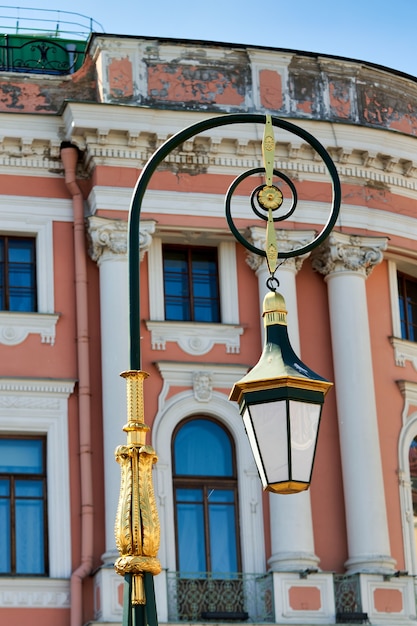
[87,216,156,264]
[312,231,388,278]
[246,227,316,273]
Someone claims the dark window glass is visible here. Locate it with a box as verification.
[0,236,37,312]
[0,437,47,575]
[172,418,240,575]
[398,272,417,342]
[163,246,220,322]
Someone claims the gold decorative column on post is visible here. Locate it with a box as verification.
[114,370,161,605]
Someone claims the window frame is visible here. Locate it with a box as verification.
[0,434,48,576]
[398,271,417,342]
[163,245,221,324]
[172,416,242,574]
[0,206,60,346]
[388,260,417,371]
[146,236,243,355]
[0,235,37,313]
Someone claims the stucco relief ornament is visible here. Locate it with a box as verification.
[88,216,155,263]
[246,227,314,273]
[193,371,213,402]
[311,232,388,277]
[87,215,128,262]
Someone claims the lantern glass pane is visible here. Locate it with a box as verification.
[243,401,289,485]
[289,401,321,482]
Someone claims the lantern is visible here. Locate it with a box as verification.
[229,291,332,494]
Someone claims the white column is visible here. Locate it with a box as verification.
[247,227,320,571]
[312,231,395,574]
[88,216,155,563]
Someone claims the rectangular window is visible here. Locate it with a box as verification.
[0,236,37,312]
[0,436,47,575]
[398,272,417,342]
[163,246,220,322]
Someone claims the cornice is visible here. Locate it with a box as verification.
[88,186,417,247]
[0,104,416,195]
[0,578,70,608]
[0,377,75,396]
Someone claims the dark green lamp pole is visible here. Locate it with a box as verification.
[114,113,341,626]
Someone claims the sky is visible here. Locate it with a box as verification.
[2,0,417,77]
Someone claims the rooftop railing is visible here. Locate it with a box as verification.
[0,6,103,39]
[0,6,103,75]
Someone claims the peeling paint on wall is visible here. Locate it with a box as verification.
[108,57,133,99]
[329,80,351,119]
[147,63,246,106]
[259,69,283,111]
[360,83,417,135]
[290,72,317,116]
[0,55,96,113]
[0,82,54,112]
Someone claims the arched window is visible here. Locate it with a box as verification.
[172,417,241,575]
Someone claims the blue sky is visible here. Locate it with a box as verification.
[3,0,417,77]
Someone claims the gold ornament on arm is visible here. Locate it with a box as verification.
[114,370,161,605]
[262,115,275,187]
[260,115,280,275]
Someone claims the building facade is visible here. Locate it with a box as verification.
[0,30,417,626]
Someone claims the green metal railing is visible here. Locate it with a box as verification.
[0,6,103,38]
[0,34,86,74]
[166,572,274,623]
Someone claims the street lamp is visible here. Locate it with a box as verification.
[229,290,332,494]
[114,113,341,625]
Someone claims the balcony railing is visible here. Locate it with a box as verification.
[0,7,103,75]
[0,34,86,74]
[0,6,103,38]
[334,574,369,624]
[166,572,274,623]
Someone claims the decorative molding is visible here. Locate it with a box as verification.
[87,215,156,263]
[193,371,213,402]
[155,361,249,413]
[312,231,388,278]
[88,185,417,248]
[88,215,127,262]
[0,377,75,396]
[0,312,59,346]
[272,571,335,624]
[359,574,417,624]
[146,320,244,355]
[0,578,70,608]
[0,195,72,221]
[391,338,417,371]
[246,227,316,272]
[397,380,417,424]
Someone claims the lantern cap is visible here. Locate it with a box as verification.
[229,291,333,403]
[263,291,287,327]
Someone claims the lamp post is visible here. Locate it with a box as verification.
[114,113,341,625]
